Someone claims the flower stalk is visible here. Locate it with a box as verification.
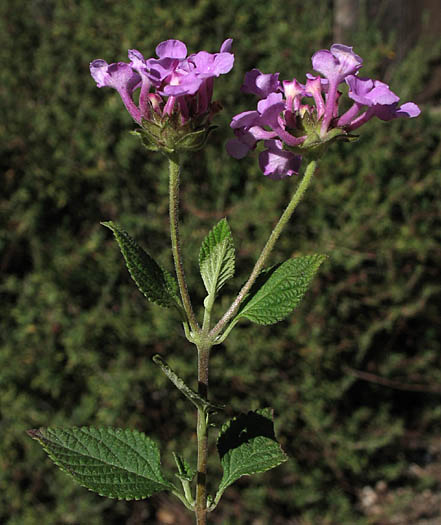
[210,159,318,340]
[168,155,200,333]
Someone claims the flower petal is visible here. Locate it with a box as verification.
[347,76,399,106]
[155,39,187,59]
[163,72,202,96]
[220,38,233,53]
[226,138,251,159]
[230,110,260,129]
[396,102,421,118]
[90,60,141,93]
[259,140,301,179]
[373,101,421,121]
[90,59,110,87]
[257,92,285,127]
[242,69,280,98]
[312,44,362,84]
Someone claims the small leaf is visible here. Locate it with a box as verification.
[172,452,196,482]
[27,427,173,500]
[102,221,178,308]
[199,218,235,297]
[215,409,287,500]
[236,254,326,325]
[153,354,224,413]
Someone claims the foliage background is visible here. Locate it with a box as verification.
[1,1,440,523]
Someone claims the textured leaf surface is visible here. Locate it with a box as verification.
[27,427,172,500]
[237,254,326,325]
[216,408,287,498]
[102,221,178,307]
[199,218,235,296]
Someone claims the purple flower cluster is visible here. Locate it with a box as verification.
[90,39,234,126]
[227,44,421,179]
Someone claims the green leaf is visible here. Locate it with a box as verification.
[152,354,224,413]
[27,427,173,500]
[172,452,196,482]
[236,254,326,325]
[215,408,287,502]
[199,218,235,297]
[102,221,179,308]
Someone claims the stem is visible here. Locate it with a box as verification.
[195,344,210,524]
[210,160,318,339]
[171,487,194,511]
[168,155,200,333]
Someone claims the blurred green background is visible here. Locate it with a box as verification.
[1,1,440,523]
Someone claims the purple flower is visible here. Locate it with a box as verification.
[227,43,420,179]
[339,75,421,129]
[312,44,362,86]
[90,60,142,123]
[226,91,303,162]
[90,38,234,152]
[312,44,363,134]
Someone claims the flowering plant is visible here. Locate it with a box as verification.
[28,40,420,524]
[227,44,419,178]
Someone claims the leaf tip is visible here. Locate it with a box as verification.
[26,428,43,440]
[152,354,163,366]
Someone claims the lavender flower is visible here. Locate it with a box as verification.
[90,60,142,123]
[90,39,234,152]
[227,44,420,179]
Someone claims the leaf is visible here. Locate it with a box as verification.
[152,354,224,413]
[236,254,326,325]
[27,427,173,500]
[199,218,235,297]
[215,409,287,500]
[172,452,196,482]
[102,221,178,308]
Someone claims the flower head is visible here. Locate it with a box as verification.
[90,39,234,153]
[227,43,420,178]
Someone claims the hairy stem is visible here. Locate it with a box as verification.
[210,160,318,338]
[168,155,200,333]
[195,344,210,524]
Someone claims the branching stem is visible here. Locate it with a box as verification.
[209,160,318,339]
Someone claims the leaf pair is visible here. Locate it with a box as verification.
[103,220,326,330]
[27,409,287,504]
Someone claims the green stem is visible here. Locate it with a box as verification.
[210,160,318,339]
[168,155,200,334]
[171,487,194,511]
[195,344,210,524]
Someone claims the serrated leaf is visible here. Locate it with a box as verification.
[199,218,235,297]
[236,254,326,325]
[102,221,178,308]
[27,427,173,500]
[215,408,287,500]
